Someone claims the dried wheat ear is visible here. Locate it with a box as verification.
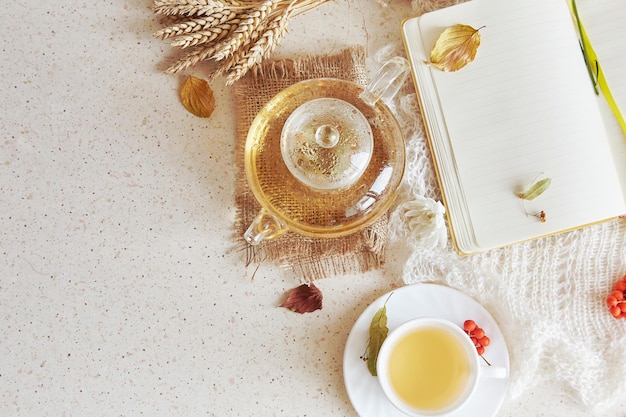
[153,0,332,84]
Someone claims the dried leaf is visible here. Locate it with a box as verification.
[180,76,215,118]
[428,24,483,72]
[517,177,552,201]
[280,283,322,314]
[365,294,392,376]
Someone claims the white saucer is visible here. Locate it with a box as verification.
[343,283,509,417]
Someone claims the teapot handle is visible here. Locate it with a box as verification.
[244,208,288,245]
[359,56,410,107]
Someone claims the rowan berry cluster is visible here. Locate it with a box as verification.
[606,274,626,319]
[463,319,490,355]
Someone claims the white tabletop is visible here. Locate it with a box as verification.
[1,1,624,416]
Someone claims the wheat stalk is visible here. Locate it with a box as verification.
[155,0,334,82]
[212,0,278,61]
[166,42,227,74]
[153,0,228,17]
[155,12,237,40]
[170,18,241,48]
[224,5,293,84]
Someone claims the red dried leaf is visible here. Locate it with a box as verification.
[280,283,323,314]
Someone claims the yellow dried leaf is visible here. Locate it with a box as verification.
[428,24,483,72]
[180,76,215,118]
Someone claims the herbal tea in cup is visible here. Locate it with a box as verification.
[376,317,506,416]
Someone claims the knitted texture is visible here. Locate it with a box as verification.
[376,5,626,410]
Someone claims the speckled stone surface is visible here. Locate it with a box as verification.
[1,1,624,416]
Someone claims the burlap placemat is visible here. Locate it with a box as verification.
[233,45,388,281]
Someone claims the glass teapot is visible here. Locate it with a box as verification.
[243,57,410,245]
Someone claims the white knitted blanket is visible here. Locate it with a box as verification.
[376,3,626,409]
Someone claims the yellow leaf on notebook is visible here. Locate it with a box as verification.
[428,24,483,72]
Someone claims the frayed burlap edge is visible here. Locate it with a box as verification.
[233,45,388,281]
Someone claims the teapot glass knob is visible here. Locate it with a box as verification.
[315,124,340,148]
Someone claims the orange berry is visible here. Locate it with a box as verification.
[610,306,622,317]
[463,320,477,333]
[476,345,485,355]
[620,303,626,313]
[479,336,491,347]
[471,337,478,346]
[611,290,624,301]
[473,328,485,339]
[616,281,626,292]
[607,295,618,307]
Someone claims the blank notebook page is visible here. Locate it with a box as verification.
[417,0,626,249]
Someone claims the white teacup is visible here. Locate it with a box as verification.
[376,317,506,416]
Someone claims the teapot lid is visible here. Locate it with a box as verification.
[280,98,373,190]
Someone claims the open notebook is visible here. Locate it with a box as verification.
[402,0,626,254]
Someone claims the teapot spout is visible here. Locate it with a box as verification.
[244,209,288,245]
[359,56,410,107]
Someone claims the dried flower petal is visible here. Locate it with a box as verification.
[180,75,215,118]
[280,283,322,314]
[428,24,483,72]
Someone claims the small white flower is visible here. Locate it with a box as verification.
[398,196,447,249]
